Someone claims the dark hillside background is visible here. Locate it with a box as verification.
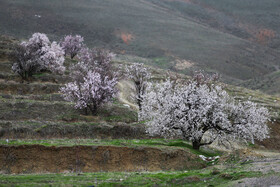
[1,0,280,92]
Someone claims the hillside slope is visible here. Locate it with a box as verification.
[0,35,280,151]
[0,0,280,84]
[240,70,280,95]
[148,0,280,49]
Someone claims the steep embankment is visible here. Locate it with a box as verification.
[0,145,204,174]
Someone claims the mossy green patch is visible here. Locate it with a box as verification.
[0,139,220,157]
[0,170,265,187]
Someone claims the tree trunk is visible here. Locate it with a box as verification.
[192,140,201,150]
[135,82,142,111]
[84,108,88,115]
[71,53,76,59]
[137,97,142,111]
[89,104,98,116]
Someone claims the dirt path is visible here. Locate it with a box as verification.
[229,150,280,186]
[118,80,138,110]
[244,156,280,174]
[233,156,280,187]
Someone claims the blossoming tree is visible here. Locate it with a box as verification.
[124,63,151,110]
[140,74,270,150]
[60,70,118,115]
[60,48,118,115]
[60,35,84,59]
[11,33,65,79]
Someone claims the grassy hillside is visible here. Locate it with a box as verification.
[240,71,280,95]
[0,35,280,149]
[1,0,280,85]
[148,0,280,48]
[1,35,280,186]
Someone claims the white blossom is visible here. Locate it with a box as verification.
[140,78,270,150]
[11,33,65,79]
[41,41,65,74]
[124,63,151,110]
[60,48,118,115]
[60,70,118,114]
[60,35,84,59]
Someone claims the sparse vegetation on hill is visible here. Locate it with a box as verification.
[1,0,280,85]
[240,70,280,95]
[1,34,280,186]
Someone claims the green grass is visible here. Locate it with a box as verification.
[0,169,265,186]
[248,143,257,148]
[101,114,137,123]
[32,72,49,78]
[0,139,220,157]
[58,108,137,123]
[1,120,100,127]
[0,93,137,122]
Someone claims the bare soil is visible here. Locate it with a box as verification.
[0,145,205,174]
[256,121,280,150]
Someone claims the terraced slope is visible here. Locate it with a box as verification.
[1,35,280,180]
[0,35,210,175]
[240,70,280,95]
[1,35,280,147]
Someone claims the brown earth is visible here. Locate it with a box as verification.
[256,121,280,151]
[0,145,205,174]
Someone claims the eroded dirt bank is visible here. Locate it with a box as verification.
[0,145,204,174]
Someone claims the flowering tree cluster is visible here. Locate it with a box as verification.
[60,35,84,59]
[11,33,65,79]
[72,47,116,89]
[140,74,270,150]
[60,70,118,115]
[124,63,151,110]
[41,41,65,74]
[60,48,118,115]
[77,47,114,73]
